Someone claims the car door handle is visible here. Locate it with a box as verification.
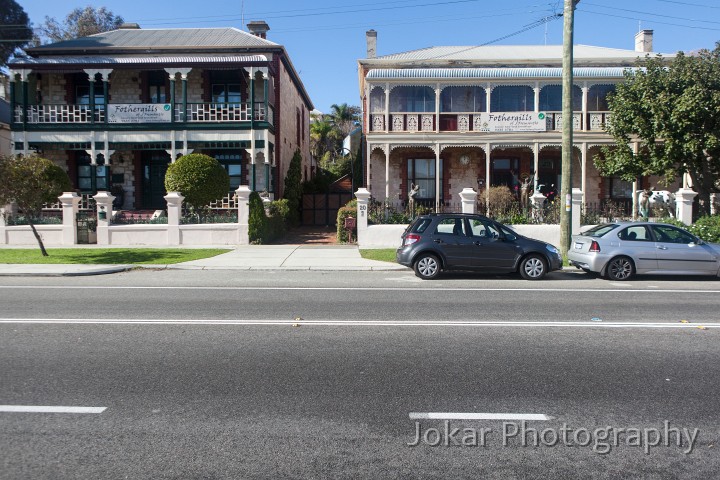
[473,241,483,246]
[656,246,668,250]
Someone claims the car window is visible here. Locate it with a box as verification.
[410,218,432,234]
[500,225,518,241]
[435,217,467,236]
[580,224,618,237]
[618,225,652,242]
[651,225,695,244]
[468,218,500,239]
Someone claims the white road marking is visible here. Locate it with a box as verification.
[409,412,549,421]
[0,405,106,413]
[0,318,718,328]
[1,286,719,293]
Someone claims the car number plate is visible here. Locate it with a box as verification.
[574,242,583,250]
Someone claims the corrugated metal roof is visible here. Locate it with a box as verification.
[366,67,633,80]
[370,44,667,62]
[27,27,278,52]
[10,55,268,66]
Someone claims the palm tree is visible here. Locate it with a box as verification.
[310,118,336,160]
[328,103,361,139]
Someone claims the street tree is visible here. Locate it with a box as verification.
[0,0,33,67]
[36,6,124,43]
[597,44,720,215]
[0,154,72,256]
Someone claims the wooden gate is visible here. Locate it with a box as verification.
[302,193,353,226]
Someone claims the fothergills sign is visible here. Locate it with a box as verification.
[108,104,172,123]
[476,112,547,132]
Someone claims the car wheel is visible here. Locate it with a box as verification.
[519,254,547,280]
[606,256,635,281]
[414,253,441,280]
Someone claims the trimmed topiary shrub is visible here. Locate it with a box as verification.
[165,153,229,214]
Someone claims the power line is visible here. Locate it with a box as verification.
[583,1,720,25]
[580,8,720,31]
[654,0,720,8]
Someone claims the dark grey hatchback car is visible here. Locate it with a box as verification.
[396,213,563,280]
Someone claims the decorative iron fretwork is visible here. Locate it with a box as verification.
[457,115,470,132]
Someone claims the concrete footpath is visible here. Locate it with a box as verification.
[0,245,407,276]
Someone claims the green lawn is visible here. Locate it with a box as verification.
[0,248,230,265]
[359,248,397,263]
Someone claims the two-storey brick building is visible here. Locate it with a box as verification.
[358,30,677,212]
[8,22,312,210]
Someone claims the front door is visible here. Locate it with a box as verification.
[142,152,170,209]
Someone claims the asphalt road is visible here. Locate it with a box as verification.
[1,270,719,479]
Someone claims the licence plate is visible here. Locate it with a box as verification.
[574,242,583,250]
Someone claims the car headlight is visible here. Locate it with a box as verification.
[546,244,559,255]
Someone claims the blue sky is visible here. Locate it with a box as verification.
[18,0,720,113]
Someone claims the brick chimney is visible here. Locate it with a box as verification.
[635,29,653,53]
[247,21,270,39]
[366,30,377,58]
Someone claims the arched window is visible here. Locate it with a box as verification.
[490,85,534,112]
[440,86,486,112]
[539,85,582,111]
[587,84,616,111]
[389,86,435,113]
[369,87,385,113]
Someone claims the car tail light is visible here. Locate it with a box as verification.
[589,240,601,252]
[403,234,421,246]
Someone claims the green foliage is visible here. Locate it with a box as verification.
[691,215,720,243]
[663,215,720,243]
[248,192,288,244]
[283,149,303,226]
[0,0,32,66]
[0,154,71,217]
[37,6,124,43]
[0,248,228,265]
[359,249,397,263]
[248,191,267,243]
[164,153,229,213]
[336,206,356,243]
[597,45,720,215]
[0,154,72,255]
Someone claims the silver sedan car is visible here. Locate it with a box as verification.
[568,222,720,280]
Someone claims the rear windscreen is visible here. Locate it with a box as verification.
[580,224,618,237]
[411,218,433,234]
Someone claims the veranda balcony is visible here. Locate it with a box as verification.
[14,102,274,127]
[369,111,611,133]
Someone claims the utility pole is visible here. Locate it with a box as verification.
[560,0,579,255]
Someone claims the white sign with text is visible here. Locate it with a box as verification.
[107,104,172,123]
